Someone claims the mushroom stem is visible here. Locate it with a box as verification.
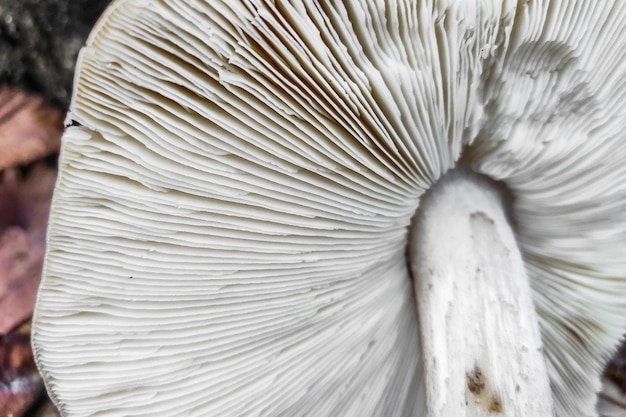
[409,170,555,416]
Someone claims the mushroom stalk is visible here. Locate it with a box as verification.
[410,170,554,416]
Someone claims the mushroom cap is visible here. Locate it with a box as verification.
[33,1,626,416]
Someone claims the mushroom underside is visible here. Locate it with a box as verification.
[33,1,626,416]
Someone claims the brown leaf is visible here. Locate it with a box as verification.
[0,163,57,334]
[0,320,44,417]
[0,87,63,170]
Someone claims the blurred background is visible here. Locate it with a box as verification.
[0,1,624,416]
[0,0,111,109]
[0,1,110,415]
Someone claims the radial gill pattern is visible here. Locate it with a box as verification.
[32,1,626,416]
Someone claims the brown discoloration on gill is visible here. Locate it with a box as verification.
[466,366,503,414]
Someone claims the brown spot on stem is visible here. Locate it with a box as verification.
[466,366,485,394]
[466,366,503,414]
[489,394,503,413]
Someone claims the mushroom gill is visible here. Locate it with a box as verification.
[32,1,626,416]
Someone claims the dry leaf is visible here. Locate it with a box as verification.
[0,87,62,415]
[0,320,44,417]
[0,162,57,334]
[0,87,63,170]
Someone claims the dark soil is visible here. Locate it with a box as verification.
[0,0,111,111]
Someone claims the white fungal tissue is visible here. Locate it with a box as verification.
[32,1,626,416]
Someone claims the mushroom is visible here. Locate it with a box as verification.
[32,0,626,416]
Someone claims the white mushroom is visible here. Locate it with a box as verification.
[33,0,626,416]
